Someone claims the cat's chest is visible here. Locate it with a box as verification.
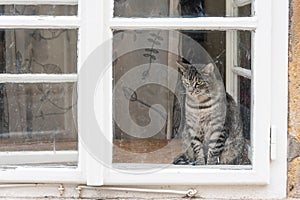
[185,108,211,126]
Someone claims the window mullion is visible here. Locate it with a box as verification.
[0,74,77,83]
[0,16,80,29]
[109,17,257,31]
[0,151,78,165]
[250,0,272,180]
[226,0,238,99]
[78,0,105,186]
[232,67,251,79]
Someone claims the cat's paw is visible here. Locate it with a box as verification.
[173,153,190,165]
[192,158,205,165]
[207,156,220,165]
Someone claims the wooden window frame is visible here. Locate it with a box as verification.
[84,0,289,198]
[0,0,101,185]
[0,0,289,198]
[98,0,271,184]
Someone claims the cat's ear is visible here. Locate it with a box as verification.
[203,63,215,74]
[176,60,190,74]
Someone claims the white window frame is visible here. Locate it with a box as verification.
[226,0,252,101]
[0,0,288,198]
[0,0,103,185]
[101,0,270,183]
[85,0,288,198]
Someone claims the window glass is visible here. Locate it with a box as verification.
[238,31,251,69]
[0,28,78,166]
[113,30,252,165]
[0,29,77,74]
[238,4,251,17]
[0,5,77,16]
[238,76,251,144]
[114,0,252,17]
[0,83,77,153]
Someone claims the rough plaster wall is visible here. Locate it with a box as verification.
[289,0,300,198]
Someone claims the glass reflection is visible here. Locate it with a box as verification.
[113,30,252,165]
[0,83,77,152]
[114,0,252,17]
[0,5,77,16]
[0,29,77,74]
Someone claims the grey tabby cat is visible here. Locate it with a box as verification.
[173,61,246,165]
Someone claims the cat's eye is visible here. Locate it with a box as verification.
[196,80,205,86]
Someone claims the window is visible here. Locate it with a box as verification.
[0,0,101,184]
[106,0,258,179]
[80,0,288,198]
[0,0,288,199]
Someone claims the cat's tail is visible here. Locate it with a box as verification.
[219,134,245,165]
[220,93,251,165]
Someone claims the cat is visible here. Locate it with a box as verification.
[173,61,247,165]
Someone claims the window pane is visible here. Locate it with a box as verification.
[114,0,252,17]
[0,29,77,74]
[0,5,77,16]
[238,31,251,69]
[238,76,251,163]
[0,82,77,153]
[113,30,252,165]
[238,4,251,17]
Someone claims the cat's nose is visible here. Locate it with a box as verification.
[188,87,194,93]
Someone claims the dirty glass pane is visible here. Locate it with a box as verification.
[0,29,77,74]
[238,31,251,69]
[112,30,252,166]
[238,76,251,162]
[0,83,77,154]
[0,5,77,16]
[114,0,252,17]
[238,4,251,17]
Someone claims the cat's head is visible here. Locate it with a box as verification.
[177,61,216,97]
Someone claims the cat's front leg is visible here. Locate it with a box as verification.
[173,145,196,165]
[207,131,226,165]
[191,140,205,165]
[173,134,195,165]
[173,153,190,165]
[207,153,220,165]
